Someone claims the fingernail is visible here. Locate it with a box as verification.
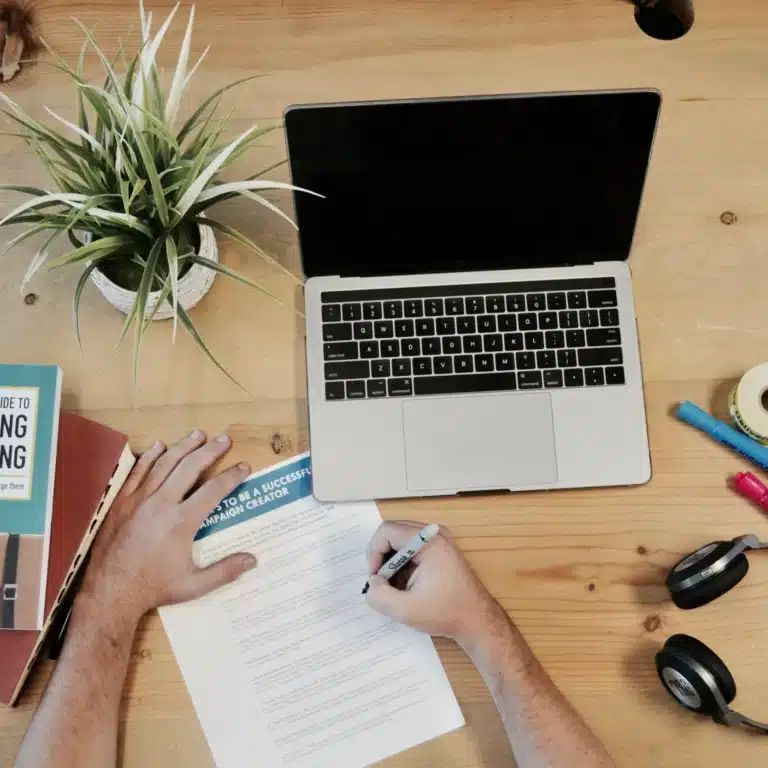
[215,435,231,444]
[240,554,257,570]
[190,429,204,439]
[152,440,164,451]
[238,462,251,473]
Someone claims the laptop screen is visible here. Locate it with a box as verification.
[285,90,661,278]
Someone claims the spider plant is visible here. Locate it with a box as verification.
[0,2,318,384]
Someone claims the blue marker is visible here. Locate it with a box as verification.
[677,401,768,471]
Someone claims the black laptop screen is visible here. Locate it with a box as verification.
[285,90,661,278]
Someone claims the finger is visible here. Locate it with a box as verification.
[121,441,166,496]
[185,553,257,600]
[160,435,234,503]
[143,430,207,497]
[365,574,414,623]
[366,520,423,574]
[181,461,251,528]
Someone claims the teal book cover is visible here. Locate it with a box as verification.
[0,365,62,631]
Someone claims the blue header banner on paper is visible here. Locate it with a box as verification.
[194,454,313,541]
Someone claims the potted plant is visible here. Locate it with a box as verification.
[0,2,318,382]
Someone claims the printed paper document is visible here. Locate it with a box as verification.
[160,453,464,768]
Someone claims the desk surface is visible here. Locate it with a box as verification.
[2,0,768,765]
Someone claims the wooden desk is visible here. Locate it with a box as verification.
[2,0,768,765]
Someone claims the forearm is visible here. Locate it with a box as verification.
[461,604,614,768]
[14,593,139,768]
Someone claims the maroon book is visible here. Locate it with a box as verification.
[0,411,134,705]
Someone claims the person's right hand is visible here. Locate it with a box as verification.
[364,521,508,649]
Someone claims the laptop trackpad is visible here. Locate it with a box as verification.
[402,393,558,492]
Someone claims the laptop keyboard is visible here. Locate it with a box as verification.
[320,277,625,400]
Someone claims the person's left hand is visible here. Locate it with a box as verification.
[80,430,257,625]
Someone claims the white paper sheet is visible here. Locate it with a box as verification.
[160,453,464,768]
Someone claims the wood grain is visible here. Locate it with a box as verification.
[2,0,768,766]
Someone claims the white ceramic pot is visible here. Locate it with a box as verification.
[88,222,218,319]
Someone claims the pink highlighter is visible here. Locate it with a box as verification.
[733,472,768,512]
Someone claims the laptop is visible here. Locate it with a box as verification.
[285,89,660,502]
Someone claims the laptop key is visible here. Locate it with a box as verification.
[324,342,358,361]
[367,379,387,398]
[557,349,577,367]
[585,367,605,386]
[383,301,403,319]
[525,332,545,350]
[516,352,536,370]
[544,369,564,388]
[342,303,362,321]
[539,312,557,330]
[422,338,441,355]
[559,310,578,329]
[498,314,517,332]
[443,336,461,354]
[519,313,537,331]
[547,293,566,310]
[393,358,412,376]
[363,302,383,320]
[371,360,391,378]
[588,289,618,308]
[360,341,379,359]
[388,378,413,397]
[325,381,345,400]
[606,366,626,385]
[487,296,505,313]
[564,368,584,387]
[425,299,444,316]
[457,316,477,334]
[495,353,515,371]
[404,299,423,317]
[484,334,503,352]
[414,372,517,396]
[506,294,525,312]
[354,322,373,339]
[587,328,621,346]
[322,304,341,323]
[463,335,482,353]
[395,319,415,337]
[445,298,464,315]
[475,354,494,372]
[518,371,543,389]
[346,380,366,399]
[374,320,394,338]
[401,338,420,356]
[478,315,496,333]
[600,308,620,327]
[323,323,353,342]
[527,294,546,311]
[416,318,436,336]
[579,310,599,328]
[504,333,524,351]
[566,330,586,348]
[414,357,433,375]
[455,355,473,373]
[546,330,565,349]
[434,356,453,374]
[325,361,369,380]
[437,317,456,335]
[381,340,400,357]
[567,291,587,309]
[537,351,556,369]
[578,348,623,367]
[466,297,485,314]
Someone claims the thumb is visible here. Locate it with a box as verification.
[365,574,411,622]
[188,553,257,598]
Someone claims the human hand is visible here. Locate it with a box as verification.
[80,430,257,625]
[364,521,507,649]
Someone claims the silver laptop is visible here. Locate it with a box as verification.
[285,89,660,502]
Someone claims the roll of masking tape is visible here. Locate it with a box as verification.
[729,363,768,445]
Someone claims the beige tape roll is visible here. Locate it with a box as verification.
[729,363,768,445]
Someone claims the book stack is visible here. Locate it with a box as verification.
[0,364,135,706]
